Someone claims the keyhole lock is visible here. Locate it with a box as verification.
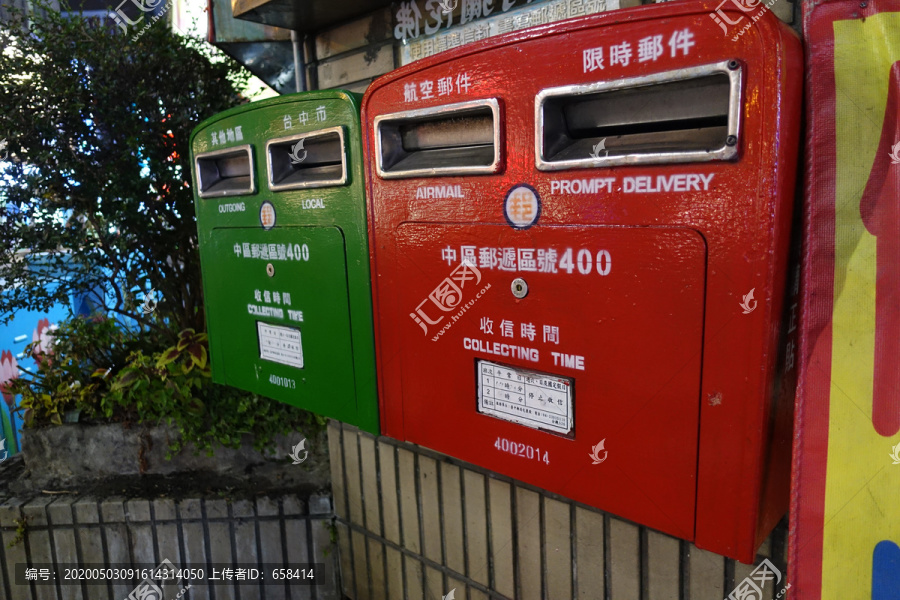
[266,263,275,277]
[511,278,528,299]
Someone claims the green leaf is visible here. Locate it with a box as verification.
[176,329,197,351]
[187,344,207,369]
[114,369,141,389]
[156,347,181,368]
[187,398,204,415]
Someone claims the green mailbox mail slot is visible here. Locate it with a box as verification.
[190,91,378,434]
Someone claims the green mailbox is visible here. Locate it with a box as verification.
[190,91,378,434]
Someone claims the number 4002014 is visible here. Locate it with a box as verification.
[494,437,549,465]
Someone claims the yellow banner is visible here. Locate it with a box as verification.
[824,11,900,597]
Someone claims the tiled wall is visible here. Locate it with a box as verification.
[0,491,339,599]
[329,421,788,600]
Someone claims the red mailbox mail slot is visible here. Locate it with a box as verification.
[363,1,801,562]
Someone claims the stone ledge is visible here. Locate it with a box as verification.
[13,421,330,494]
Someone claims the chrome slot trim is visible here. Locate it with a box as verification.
[195,144,256,199]
[266,126,348,191]
[535,61,743,171]
[374,98,501,179]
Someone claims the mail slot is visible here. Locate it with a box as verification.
[363,2,801,562]
[191,90,379,434]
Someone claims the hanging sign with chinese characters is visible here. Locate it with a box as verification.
[398,0,635,65]
[395,0,539,41]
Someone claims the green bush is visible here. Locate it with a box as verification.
[1,4,324,455]
[10,319,325,456]
[8,315,131,426]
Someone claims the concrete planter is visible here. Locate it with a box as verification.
[17,421,330,492]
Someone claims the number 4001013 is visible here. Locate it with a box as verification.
[494,437,549,464]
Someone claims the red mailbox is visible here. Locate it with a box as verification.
[363,1,801,562]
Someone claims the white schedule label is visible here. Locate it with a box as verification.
[476,360,573,436]
[257,322,304,368]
